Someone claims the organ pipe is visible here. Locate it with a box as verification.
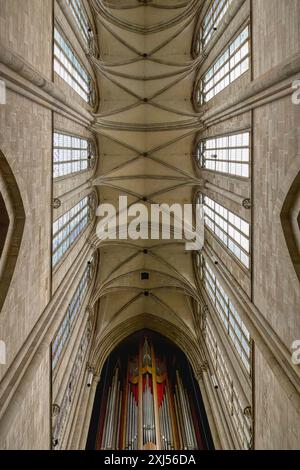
[96,336,204,450]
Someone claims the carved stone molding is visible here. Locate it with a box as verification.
[201,304,209,317]
[52,438,59,448]
[52,198,62,209]
[195,360,209,381]
[200,50,208,61]
[0,43,64,101]
[242,198,252,210]
[87,363,95,374]
[52,403,61,417]
[86,306,95,333]
[201,305,209,333]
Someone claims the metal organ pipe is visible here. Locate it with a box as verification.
[126,385,130,449]
[146,375,149,444]
[175,371,198,450]
[176,372,190,448]
[143,382,146,445]
[143,374,156,446]
[160,399,166,449]
[146,381,149,444]
[184,387,197,449]
[163,398,169,449]
[151,384,155,444]
[177,371,193,449]
[101,368,123,450]
[106,373,115,448]
[151,379,156,444]
[129,393,132,449]
[116,391,122,450]
[101,386,111,449]
[125,387,138,450]
[107,368,118,448]
[112,380,120,448]
[132,394,135,449]
[174,384,187,449]
[164,397,169,449]
[105,382,114,449]
[184,386,194,448]
[161,396,166,449]
[144,379,146,444]
[164,391,173,450]
[128,391,133,449]
[133,398,138,450]
[173,388,183,449]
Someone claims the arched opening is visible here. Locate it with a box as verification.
[281,170,300,283]
[0,149,25,311]
[86,330,214,450]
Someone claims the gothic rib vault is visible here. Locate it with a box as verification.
[88,0,206,366]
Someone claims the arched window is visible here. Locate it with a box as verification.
[53,132,96,179]
[54,26,96,104]
[67,0,98,56]
[52,324,91,448]
[196,193,250,268]
[205,318,252,449]
[52,254,96,370]
[196,25,250,105]
[194,131,250,178]
[197,252,251,373]
[52,193,95,267]
[194,0,233,54]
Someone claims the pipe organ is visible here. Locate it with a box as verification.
[93,333,210,450]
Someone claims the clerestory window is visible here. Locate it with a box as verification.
[196,25,250,105]
[52,194,95,268]
[196,252,251,373]
[195,0,233,53]
[205,318,252,449]
[52,256,95,370]
[53,132,96,179]
[197,194,250,268]
[54,27,94,103]
[195,131,250,178]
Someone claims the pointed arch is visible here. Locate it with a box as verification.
[281,169,300,283]
[0,149,25,311]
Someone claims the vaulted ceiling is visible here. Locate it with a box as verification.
[89,0,205,346]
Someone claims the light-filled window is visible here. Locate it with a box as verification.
[52,257,95,370]
[52,195,94,267]
[197,194,250,268]
[54,27,92,102]
[197,25,250,104]
[205,319,252,449]
[197,253,251,372]
[67,0,91,47]
[195,132,250,178]
[52,326,91,447]
[53,132,96,179]
[196,0,233,53]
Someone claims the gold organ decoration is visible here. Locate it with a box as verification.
[91,332,211,450]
